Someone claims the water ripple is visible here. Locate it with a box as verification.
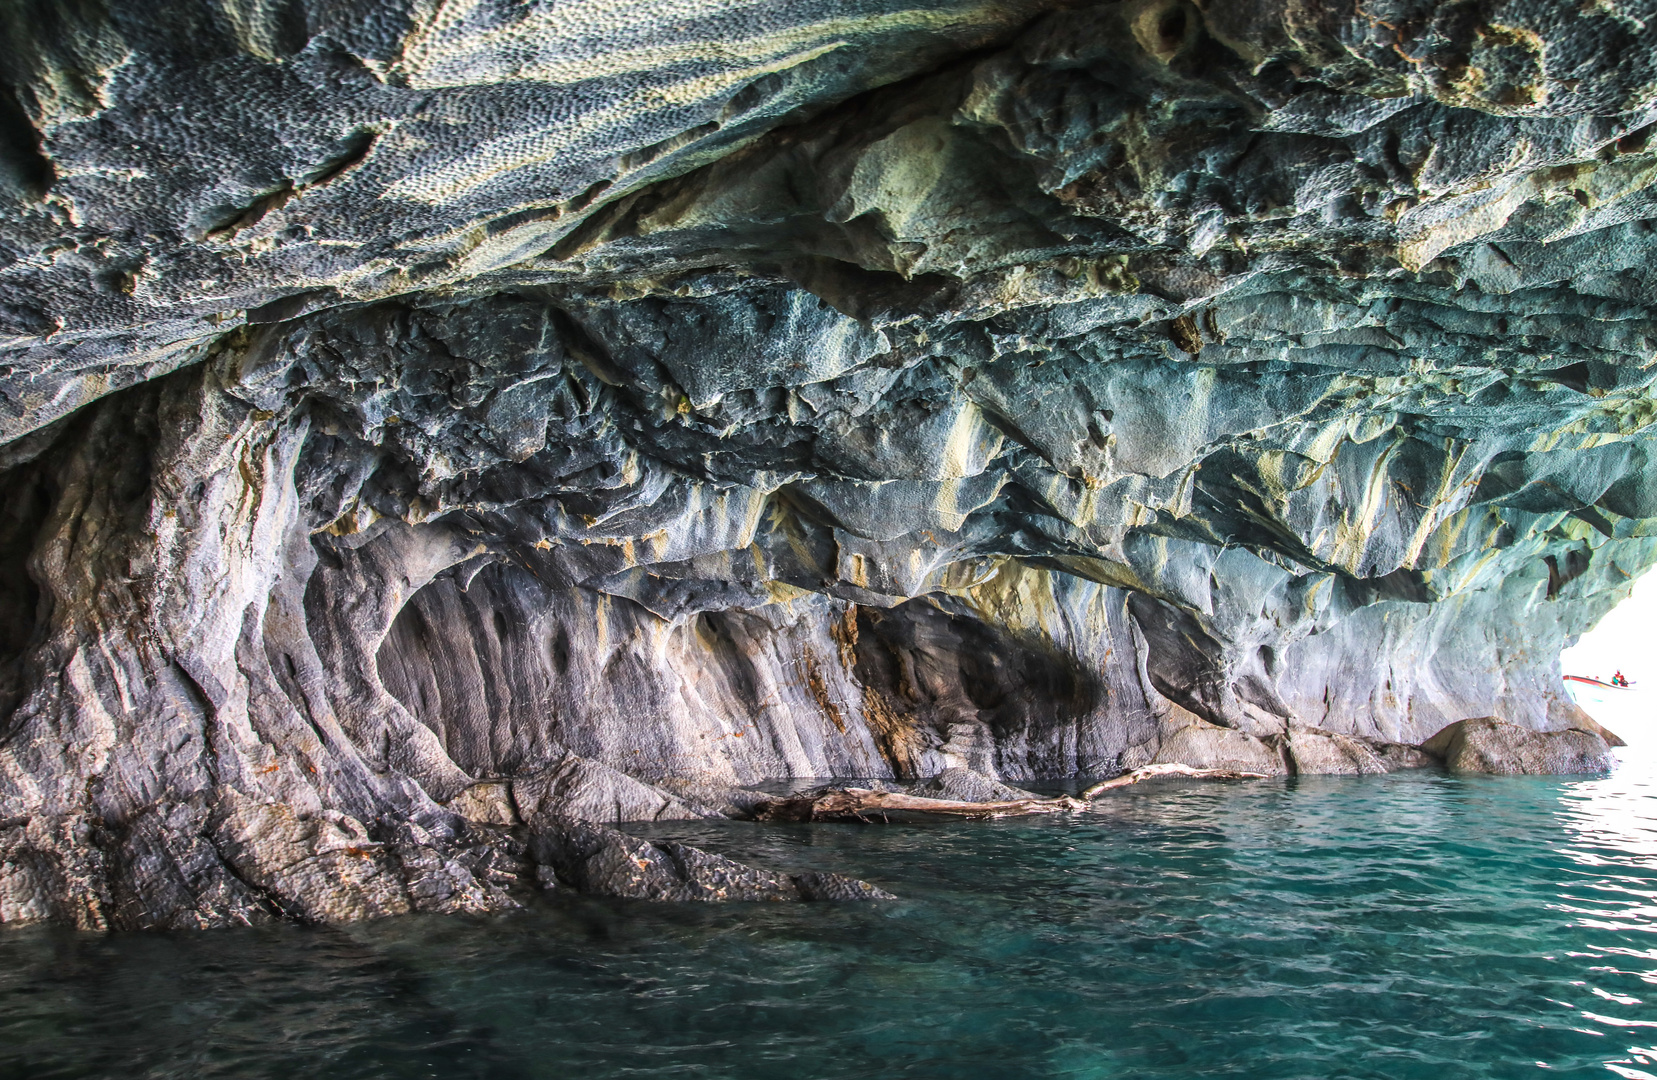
[6,762,1657,1077]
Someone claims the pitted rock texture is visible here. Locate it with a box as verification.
[1,0,1654,926]
[1420,717,1615,775]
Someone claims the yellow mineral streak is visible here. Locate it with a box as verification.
[1400,438,1477,570]
[1328,436,1402,574]
[1396,151,1657,270]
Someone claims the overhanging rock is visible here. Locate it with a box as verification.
[1,0,1653,926]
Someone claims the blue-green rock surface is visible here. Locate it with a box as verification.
[0,0,1652,925]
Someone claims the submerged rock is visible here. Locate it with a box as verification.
[1420,719,1615,776]
[1,0,1655,925]
[528,815,894,902]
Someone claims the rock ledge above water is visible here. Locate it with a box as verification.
[1421,719,1616,776]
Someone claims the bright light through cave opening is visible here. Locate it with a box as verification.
[1562,572,1657,742]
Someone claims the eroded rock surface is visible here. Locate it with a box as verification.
[911,767,1043,802]
[1,0,1653,925]
[527,815,893,901]
[1421,717,1615,775]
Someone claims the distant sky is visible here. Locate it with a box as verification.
[1561,571,1657,682]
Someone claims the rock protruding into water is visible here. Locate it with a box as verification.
[513,752,723,826]
[1284,731,1390,776]
[4,0,1657,928]
[908,768,1042,803]
[527,816,893,902]
[1152,719,1289,776]
[1367,744,1439,772]
[1421,719,1616,776]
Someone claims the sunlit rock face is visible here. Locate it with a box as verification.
[3,0,1657,927]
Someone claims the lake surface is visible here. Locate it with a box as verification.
[6,742,1657,1079]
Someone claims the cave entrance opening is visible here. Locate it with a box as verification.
[1561,570,1657,740]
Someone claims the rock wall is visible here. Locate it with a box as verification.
[3,0,1657,926]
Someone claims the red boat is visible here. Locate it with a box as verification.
[1564,675,1635,690]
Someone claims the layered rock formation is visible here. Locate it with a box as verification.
[2,0,1653,927]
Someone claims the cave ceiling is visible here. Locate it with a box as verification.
[0,0,1655,926]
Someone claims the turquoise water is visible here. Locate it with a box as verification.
[6,754,1657,1079]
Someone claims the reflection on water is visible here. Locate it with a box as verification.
[5,751,1657,1078]
[1552,721,1657,1080]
